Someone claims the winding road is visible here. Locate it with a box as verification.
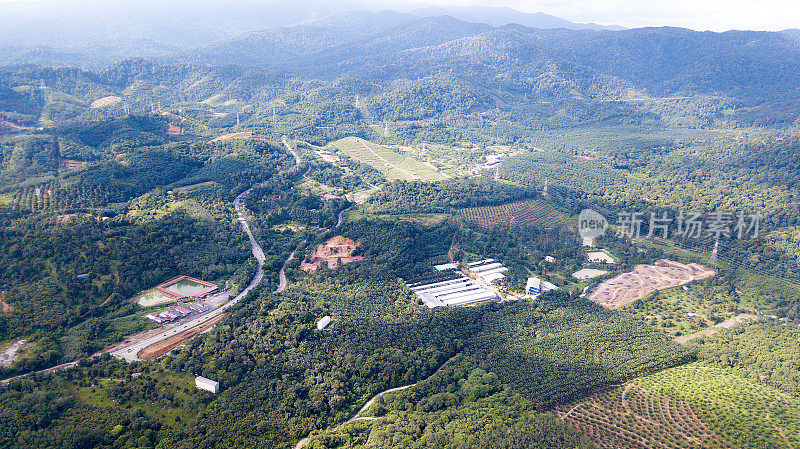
[275,251,295,294]
[294,356,455,448]
[110,186,268,362]
[336,205,355,228]
[109,137,302,362]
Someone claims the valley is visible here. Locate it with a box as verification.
[1,5,800,449]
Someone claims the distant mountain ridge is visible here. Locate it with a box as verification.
[0,0,624,68]
[178,15,800,101]
[409,5,625,31]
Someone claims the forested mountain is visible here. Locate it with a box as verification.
[0,1,623,68]
[409,5,624,30]
[3,5,800,449]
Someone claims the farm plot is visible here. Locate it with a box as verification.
[328,137,446,181]
[587,260,716,309]
[458,198,571,230]
[635,364,800,449]
[554,383,734,449]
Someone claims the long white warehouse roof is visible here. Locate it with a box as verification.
[443,291,496,306]
[469,262,503,273]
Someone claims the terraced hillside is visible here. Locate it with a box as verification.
[555,383,733,449]
[635,365,800,449]
[458,198,571,230]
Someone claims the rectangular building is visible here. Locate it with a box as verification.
[317,316,331,330]
[195,376,220,394]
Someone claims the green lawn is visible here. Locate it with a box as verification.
[328,137,446,181]
[72,367,204,428]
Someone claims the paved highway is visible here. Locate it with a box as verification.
[110,187,267,362]
[110,137,301,362]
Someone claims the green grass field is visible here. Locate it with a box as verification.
[328,136,446,181]
[71,367,203,428]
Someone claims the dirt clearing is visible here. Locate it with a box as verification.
[0,292,11,314]
[587,259,716,309]
[675,314,761,343]
[210,132,252,142]
[0,339,31,367]
[299,236,362,273]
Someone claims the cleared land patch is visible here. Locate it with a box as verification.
[328,136,446,181]
[58,158,86,171]
[555,383,733,449]
[674,314,760,343]
[0,339,31,367]
[300,236,363,273]
[0,291,11,314]
[458,198,571,230]
[587,260,715,309]
[174,181,218,194]
[573,268,609,280]
[210,131,252,142]
[89,95,122,108]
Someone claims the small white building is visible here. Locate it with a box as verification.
[433,263,458,271]
[526,277,558,296]
[317,315,331,330]
[195,376,220,394]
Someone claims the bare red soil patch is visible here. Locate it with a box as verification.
[0,292,12,315]
[56,213,93,224]
[167,124,184,136]
[587,259,715,309]
[300,236,363,273]
[0,120,26,134]
[138,313,228,359]
[58,158,86,171]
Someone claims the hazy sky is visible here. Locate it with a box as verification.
[418,0,799,31]
[0,0,797,31]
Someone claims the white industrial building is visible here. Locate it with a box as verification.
[408,259,513,308]
[468,260,509,285]
[409,276,496,308]
[526,277,559,296]
[195,376,220,394]
[433,263,458,271]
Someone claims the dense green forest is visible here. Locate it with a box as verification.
[304,355,597,449]
[3,10,800,447]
